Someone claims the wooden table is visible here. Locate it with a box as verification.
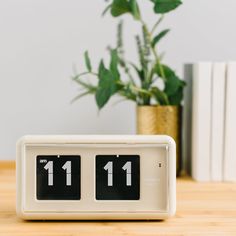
[1,161,236,236]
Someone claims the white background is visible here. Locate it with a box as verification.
[0,0,236,159]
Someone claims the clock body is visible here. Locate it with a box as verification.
[16,135,176,220]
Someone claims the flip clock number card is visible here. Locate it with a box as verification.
[16,135,176,220]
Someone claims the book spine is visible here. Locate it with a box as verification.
[192,63,212,181]
[210,63,226,181]
[223,62,236,181]
[183,64,193,176]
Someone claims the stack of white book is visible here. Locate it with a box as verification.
[183,62,236,182]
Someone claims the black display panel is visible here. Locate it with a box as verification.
[96,155,140,200]
[37,155,80,200]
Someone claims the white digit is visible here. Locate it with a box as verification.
[44,161,53,186]
[62,161,72,186]
[104,161,113,186]
[122,161,132,186]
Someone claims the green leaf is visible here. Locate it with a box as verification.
[72,75,96,91]
[156,65,183,96]
[168,87,184,105]
[151,29,170,47]
[95,61,120,109]
[71,91,94,104]
[109,0,141,19]
[151,0,182,14]
[129,0,140,20]
[110,49,120,81]
[120,84,137,102]
[111,0,130,17]
[161,66,186,97]
[164,74,181,96]
[151,87,169,105]
[154,63,174,79]
[130,63,145,81]
[84,51,92,72]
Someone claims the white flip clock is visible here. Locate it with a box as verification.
[16,135,176,220]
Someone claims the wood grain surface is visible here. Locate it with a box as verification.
[0,161,236,236]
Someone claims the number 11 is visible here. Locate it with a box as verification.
[44,161,72,186]
[104,161,132,186]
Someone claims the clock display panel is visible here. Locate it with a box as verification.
[36,155,81,200]
[96,155,140,200]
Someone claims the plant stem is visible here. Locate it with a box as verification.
[140,19,166,82]
[130,84,152,96]
[120,58,137,85]
[151,15,164,34]
[117,80,152,96]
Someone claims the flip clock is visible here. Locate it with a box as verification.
[16,135,176,220]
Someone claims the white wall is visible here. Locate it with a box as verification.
[0,0,236,159]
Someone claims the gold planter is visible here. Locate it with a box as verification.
[137,105,182,175]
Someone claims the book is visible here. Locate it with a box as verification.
[223,62,236,181]
[192,63,212,181]
[183,64,193,176]
[210,63,226,181]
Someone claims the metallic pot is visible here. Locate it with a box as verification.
[137,105,182,175]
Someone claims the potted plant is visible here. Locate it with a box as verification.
[71,0,186,175]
